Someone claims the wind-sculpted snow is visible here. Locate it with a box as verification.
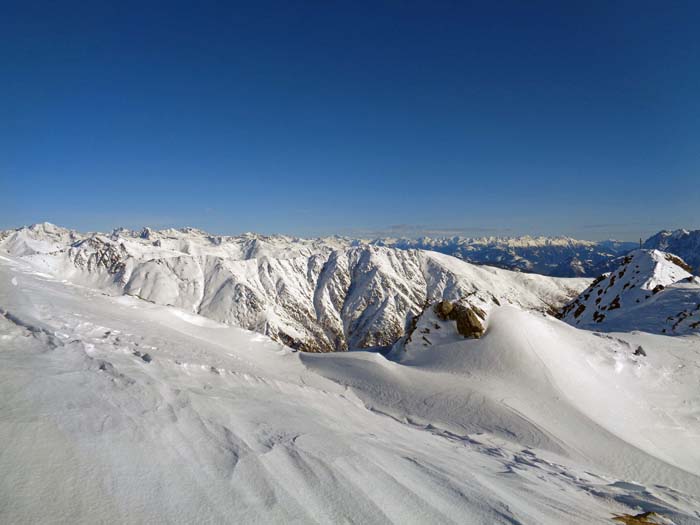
[2,254,700,524]
[561,249,700,334]
[0,223,588,352]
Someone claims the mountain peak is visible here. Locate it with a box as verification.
[560,249,699,334]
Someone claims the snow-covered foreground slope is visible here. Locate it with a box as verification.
[0,224,588,352]
[2,254,700,524]
[561,250,700,334]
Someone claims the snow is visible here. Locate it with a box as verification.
[2,251,700,523]
[320,307,700,485]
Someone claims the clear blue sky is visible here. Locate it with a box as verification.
[2,1,699,240]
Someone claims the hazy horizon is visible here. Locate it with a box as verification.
[5,218,693,243]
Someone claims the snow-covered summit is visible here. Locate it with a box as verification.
[0,222,81,256]
[560,249,700,334]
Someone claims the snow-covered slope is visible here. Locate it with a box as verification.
[560,249,700,334]
[303,307,700,521]
[2,253,700,524]
[378,306,700,486]
[0,224,588,352]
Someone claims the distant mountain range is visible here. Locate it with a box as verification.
[367,236,639,276]
[2,224,698,279]
[369,229,700,277]
[643,229,700,273]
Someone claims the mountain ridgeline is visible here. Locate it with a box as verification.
[370,236,638,277]
[1,223,698,352]
[0,223,587,352]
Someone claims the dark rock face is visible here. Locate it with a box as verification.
[70,237,128,277]
[434,300,485,339]
[664,253,693,273]
[634,346,646,357]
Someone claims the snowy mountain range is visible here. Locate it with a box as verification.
[3,223,699,351]
[369,235,638,276]
[0,223,587,352]
[5,223,699,280]
[372,229,700,277]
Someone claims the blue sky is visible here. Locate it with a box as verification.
[2,1,699,240]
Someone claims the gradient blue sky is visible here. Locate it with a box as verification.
[2,1,699,240]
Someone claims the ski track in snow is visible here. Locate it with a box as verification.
[1,255,700,524]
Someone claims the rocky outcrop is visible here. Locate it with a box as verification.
[434,300,485,338]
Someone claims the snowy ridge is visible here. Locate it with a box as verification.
[560,249,700,334]
[0,224,588,352]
